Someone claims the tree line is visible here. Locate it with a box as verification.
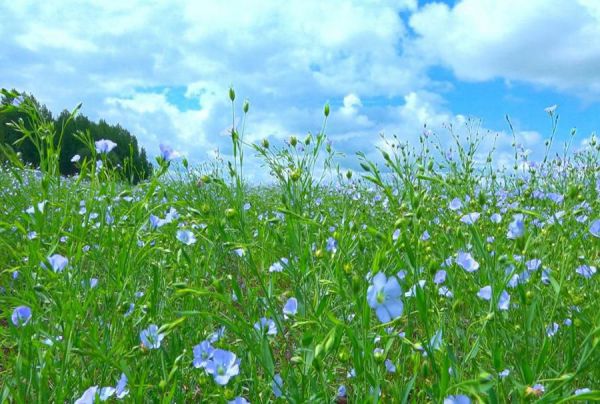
[0,90,153,183]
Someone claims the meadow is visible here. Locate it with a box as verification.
[0,90,599,403]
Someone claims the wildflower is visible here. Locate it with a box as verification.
[590,219,600,238]
[71,154,81,163]
[434,270,446,284]
[444,395,471,404]
[366,272,404,323]
[283,297,298,318]
[338,385,347,398]
[392,228,401,241]
[272,373,283,398]
[456,252,479,272]
[193,340,215,369]
[384,359,396,373]
[546,322,559,337]
[75,386,99,404]
[544,104,557,116]
[507,214,525,239]
[499,369,510,378]
[490,213,502,223]
[11,305,32,326]
[405,280,426,298]
[525,383,545,397]
[575,265,596,279]
[575,388,591,395]
[438,286,453,298]
[149,214,165,229]
[140,324,164,349]
[176,230,196,245]
[526,259,541,271]
[159,144,180,161]
[420,230,430,241]
[498,290,510,311]
[477,286,492,301]
[430,329,443,350]
[460,212,480,224]
[347,368,356,378]
[541,269,551,284]
[254,317,277,336]
[205,349,240,385]
[326,237,338,253]
[165,207,179,223]
[449,197,462,211]
[47,254,68,272]
[95,139,117,153]
[269,258,288,273]
[233,248,245,257]
[208,326,226,343]
[114,373,129,399]
[229,398,250,404]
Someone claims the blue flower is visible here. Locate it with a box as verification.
[438,286,453,298]
[392,229,401,241]
[176,230,196,245]
[140,324,164,349]
[490,213,502,223]
[367,272,403,323]
[11,305,32,326]
[95,139,117,154]
[460,212,480,224]
[326,237,338,253]
[590,219,600,238]
[114,373,129,399]
[159,144,180,161]
[229,398,250,404]
[420,230,430,241]
[546,322,559,337]
[150,214,165,229]
[205,349,240,385]
[477,286,492,301]
[47,254,68,272]
[269,258,288,272]
[444,395,471,404]
[272,373,283,398]
[456,252,479,272]
[384,359,396,373]
[254,317,277,336]
[75,386,99,404]
[193,340,215,369]
[449,197,462,211]
[526,259,541,271]
[498,290,510,311]
[507,214,525,239]
[575,265,596,279]
[283,297,298,318]
[337,385,347,397]
[433,270,446,284]
[575,388,591,396]
[499,369,510,378]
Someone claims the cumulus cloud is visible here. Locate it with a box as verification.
[409,0,600,98]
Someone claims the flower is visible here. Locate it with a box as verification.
[575,265,596,279]
[526,259,541,271]
[444,395,471,404]
[498,290,510,311]
[544,104,557,116]
[269,258,288,273]
[507,214,525,239]
[338,385,347,397]
[205,349,240,385]
[283,297,298,318]
[254,317,277,336]
[75,386,99,404]
[456,252,479,272]
[490,213,502,223]
[229,398,250,404]
[193,340,215,369]
[477,286,492,301]
[47,254,68,272]
[159,144,180,161]
[71,154,81,163]
[114,373,129,399]
[460,212,480,224]
[384,359,396,373]
[546,322,559,337]
[575,388,591,396]
[326,237,338,253]
[590,219,600,238]
[438,286,453,298]
[367,272,404,323]
[525,383,545,397]
[140,324,164,349]
[11,305,32,326]
[95,139,117,154]
[176,230,196,245]
[392,229,401,241]
[272,373,283,398]
[433,270,446,284]
[449,197,462,211]
[149,214,166,229]
[499,369,510,378]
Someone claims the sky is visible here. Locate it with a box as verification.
[1,0,599,181]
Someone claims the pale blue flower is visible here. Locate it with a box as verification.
[575,388,591,395]
[526,259,541,271]
[272,373,283,398]
[150,214,165,229]
[140,324,164,349]
[590,219,600,238]
[456,252,479,272]
[269,258,288,273]
[75,386,99,404]
[490,213,502,223]
[95,139,117,154]
[367,272,403,323]
[205,349,240,385]
[326,237,338,253]
[254,317,277,336]
[576,265,596,279]
[338,385,347,397]
[444,395,471,404]
[477,286,492,301]
[546,322,559,337]
[283,297,298,317]
[176,229,196,245]
[438,286,453,298]
[460,212,480,225]
[420,230,430,241]
[392,228,401,241]
[159,144,180,161]
[507,214,525,239]
[498,291,510,311]
[433,270,446,284]
[47,254,68,272]
[384,359,396,373]
[193,340,214,369]
[11,305,32,326]
[430,329,443,350]
[115,373,129,399]
[449,198,462,211]
[499,369,510,378]
[229,398,250,404]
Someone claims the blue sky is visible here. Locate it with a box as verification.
[1,0,599,180]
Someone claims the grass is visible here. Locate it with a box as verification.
[0,90,599,403]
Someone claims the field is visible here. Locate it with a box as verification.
[1,96,599,403]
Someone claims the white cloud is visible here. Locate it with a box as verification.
[409,0,600,98]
